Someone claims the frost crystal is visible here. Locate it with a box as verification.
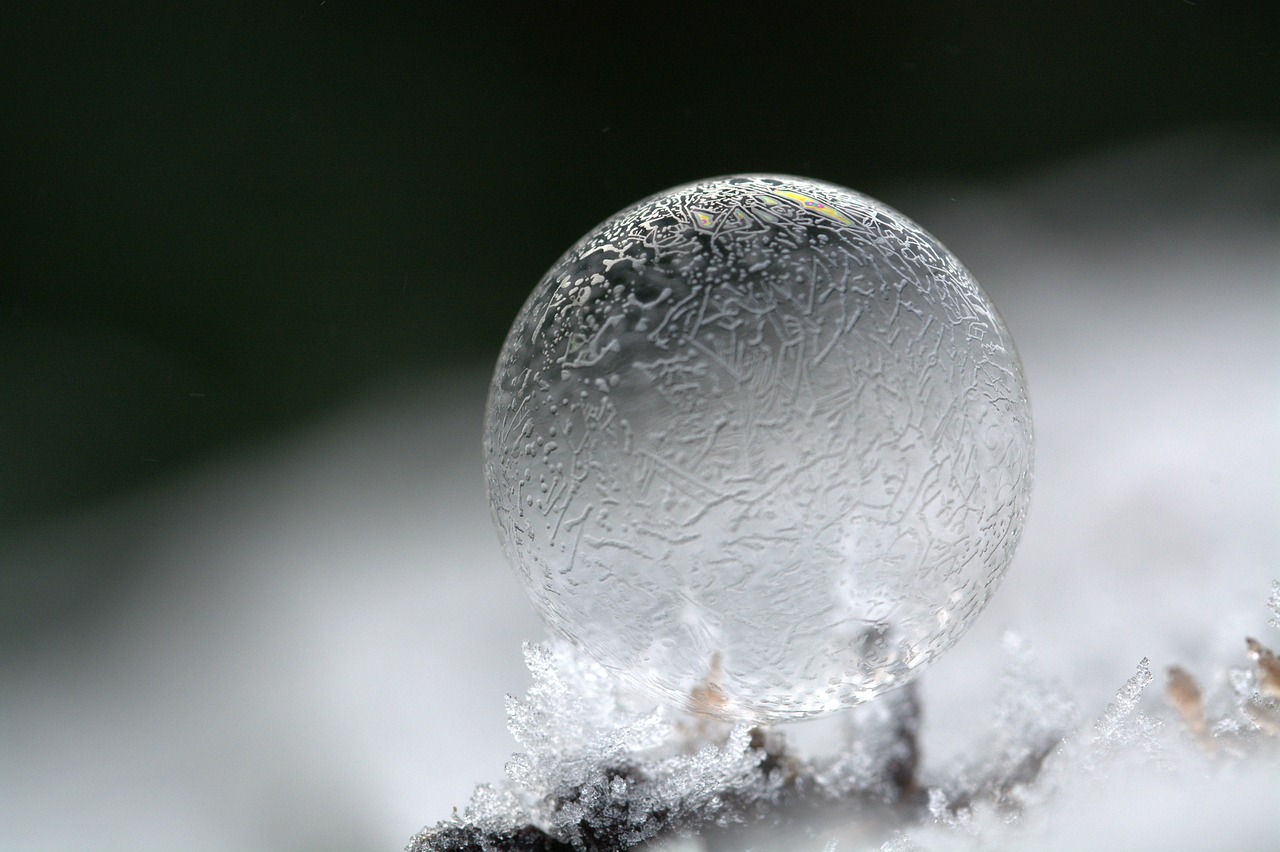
[410,587,1280,851]
[1092,658,1163,760]
[879,832,924,852]
[926,633,1075,822]
[410,641,812,851]
[409,639,925,851]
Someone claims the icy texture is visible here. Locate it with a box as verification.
[929,633,1076,818]
[410,594,1280,852]
[411,638,931,851]
[878,592,1280,852]
[498,643,795,847]
[1087,657,1166,768]
[484,175,1033,721]
[426,641,801,849]
[406,634,1098,851]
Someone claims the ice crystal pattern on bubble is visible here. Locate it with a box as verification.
[484,175,1033,721]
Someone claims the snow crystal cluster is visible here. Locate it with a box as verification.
[409,584,1280,852]
[410,640,924,852]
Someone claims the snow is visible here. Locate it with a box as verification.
[2,135,1277,850]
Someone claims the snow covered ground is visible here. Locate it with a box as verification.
[2,137,1277,850]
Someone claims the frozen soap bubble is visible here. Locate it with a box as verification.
[483,175,1032,722]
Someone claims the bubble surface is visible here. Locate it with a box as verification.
[483,175,1032,721]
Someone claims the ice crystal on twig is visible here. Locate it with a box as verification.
[410,584,1280,851]
[428,643,799,850]
[409,636,1077,851]
[408,640,929,851]
[929,632,1075,820]
[879,831,924,852]
[1093,658,1162,760]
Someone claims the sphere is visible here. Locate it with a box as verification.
[483,175,1032,721]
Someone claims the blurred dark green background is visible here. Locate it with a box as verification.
[3,1,1278,532]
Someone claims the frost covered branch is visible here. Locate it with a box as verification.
[410,643,925,851]
[410,584,1280,851]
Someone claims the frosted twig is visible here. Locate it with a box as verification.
[1095,659,1152,741]
[409,641,926,852]
[411,585,1280,851]
[924,632,1075,823]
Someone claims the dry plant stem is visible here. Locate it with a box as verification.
[1165,636,1280,741]
[1166,666,1208,742]
[1246,638,1280,700]
[1243,637,1280,737]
